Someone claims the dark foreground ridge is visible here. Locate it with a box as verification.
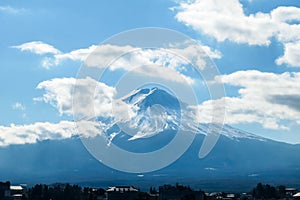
[1,181,299,200]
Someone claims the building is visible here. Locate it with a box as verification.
[223,193,235,200]
[286,188,298,197]
[148,193,159,200]
[0,182,11,200]
[10,185,24,200]
[106,186,139,200]
[240,192,253,200]
[293,192,300,199]
[89,188,106,200]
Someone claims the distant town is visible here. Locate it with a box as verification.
[1,181,300,200]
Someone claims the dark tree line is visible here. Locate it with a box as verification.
[252,183,286,199]
[25,184,105,200]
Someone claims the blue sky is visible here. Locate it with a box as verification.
[1,0,300,146]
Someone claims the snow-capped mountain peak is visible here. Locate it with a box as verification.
[102,87,264,142]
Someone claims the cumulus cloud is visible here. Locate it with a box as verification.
[276,41,300,67]
[194,70,300,130]
[34,77,116,118]
[175,0,276,45]
[0,121,75,146]
[0,120,106,147]
[271,6,300,26]
[174,0,300,67]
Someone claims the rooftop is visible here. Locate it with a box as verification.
[107,186,138,192]
[286,188,297,191]
[10,186,23,191]
[294,192,300,197]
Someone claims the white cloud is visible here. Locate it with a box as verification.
[12,41,60,55]
[38,42,221,73]
[75,44,133,68]
[271,6,300,28]
[201,44,222,59]
[133,64,194,85]
[169,43,221,70]
[84,43,220,84]
[205,167,217,171]
[12,102,26,111]
[15,41,220,84]
[0,121,75,146]
[34,77,116,118]
[0,6,26,14]
[55,45,98,62]
[34,77,75,115]
[175,0,276,45]
[276,41,300,67]
[272,6,300,67]
[0,120,105,146]
[43,45,98,68]
[13,42,136,69]
[85,43,221,70]
[174,0,300,67]
[271,7,300,44]
[194,70,300,130]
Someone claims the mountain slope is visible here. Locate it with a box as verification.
[1,135,300,191]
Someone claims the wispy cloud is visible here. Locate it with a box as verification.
[0,5,27,14]
[12,102,26,111]
[14,41,220,84]
[13,42,221,70]
[12,41,61,55]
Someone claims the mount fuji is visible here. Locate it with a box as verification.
[1,87,300,191]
